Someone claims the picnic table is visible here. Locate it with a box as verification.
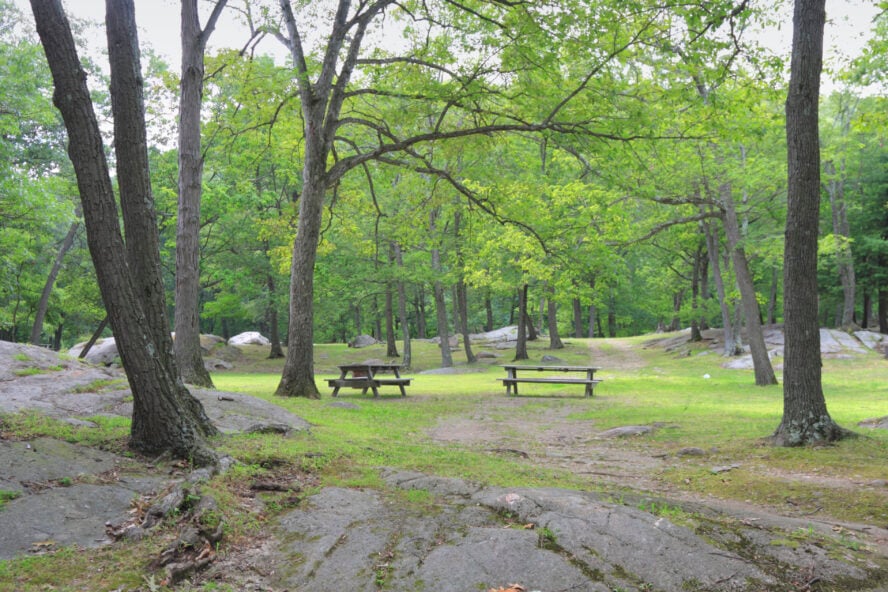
[498,364,601,397]
[327,363,411,397]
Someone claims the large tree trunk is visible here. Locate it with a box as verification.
[721,180,778,385]
[31,0,217,464]
[173,0,226,388]
[514,283,529,360]
[773,0,848,446]
[30,218,79,345]
[276,151,325,398]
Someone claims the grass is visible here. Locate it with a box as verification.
[2,333,887,590]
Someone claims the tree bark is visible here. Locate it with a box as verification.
[690,245,703,342]
[721,179,778,385]
[31,0,217,464]
[547,285,563,349]
[266,272,284,359]
[430,209,453,368]
[702,215,741,356]
[514,283,529,360]
[572,298,583,338]
[30,218,79,345]
[385,280,399,357]
[773,0,849,446]
[173,0,225,388]
[79,316,109,359]
[824,159,856,328]
[394,243,411,368]
[485,293,494,332]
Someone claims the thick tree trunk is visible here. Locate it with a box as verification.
[547,286,563,349]
[773,0,848,446]
[394,243,411,368]
[32,0,217,463]
[30,218,79,345]
[173,0,222,389]
[514,284,529,360]
[721,181,778,385]
[276,152,325,398]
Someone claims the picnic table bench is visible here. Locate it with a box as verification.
[498,364,601,397]
[327,363,411,397]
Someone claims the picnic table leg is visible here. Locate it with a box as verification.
[585,369,595,397]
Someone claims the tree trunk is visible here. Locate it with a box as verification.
[671,290,683,331]
[514,283,529,360]
[457,280,476,362]
[394,243,411,369]
[547,285,563,349]
[430,209,453,367]
[30,218,79,345]
[415,288,427,339]
[768,266,779,325]
[588,277,597,338]
[385,280,399,357]
[485,294,494,332]
[276,150,325,398]
[79,316,109,359]
[173,0,225,389]
[824,160,856,328]
[607,287,617,337]
[690,245,703,342]
[32,0,217,464]
[721,179,778,385]
[266,272,284,359]
[773,0,848,446]
[878,289,887,333]
[703,215,739,356]
[572,298,583,338]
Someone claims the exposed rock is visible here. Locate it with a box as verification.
[228,331,271,346]
[676,447,707,457]
[541,355,563,363]
[204,358,233,371]
[67,337,119,366]
[326,401,360,409]
[470,326,519,343]
[858,416,888,430]
[347,334,377,348]
[855,330,886,352]
[476,350,500,359]
[596,425,653,439]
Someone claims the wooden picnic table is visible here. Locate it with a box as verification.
[498,364,601,397]
[327,363,411,397]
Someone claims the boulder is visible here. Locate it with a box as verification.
[67,337,119,366]
[228,331,271,346]
[348,334,378,348]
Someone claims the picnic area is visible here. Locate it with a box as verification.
[1,328,887,591]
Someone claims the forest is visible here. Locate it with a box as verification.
[1,2,886,389]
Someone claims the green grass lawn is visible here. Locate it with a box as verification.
[212,335,888,525]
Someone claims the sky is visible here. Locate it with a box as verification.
[14,0,881,80]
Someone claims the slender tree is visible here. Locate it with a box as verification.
[174,0,228,387]
[773,0,850,446]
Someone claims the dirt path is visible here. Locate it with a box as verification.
[427,336,888,555]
